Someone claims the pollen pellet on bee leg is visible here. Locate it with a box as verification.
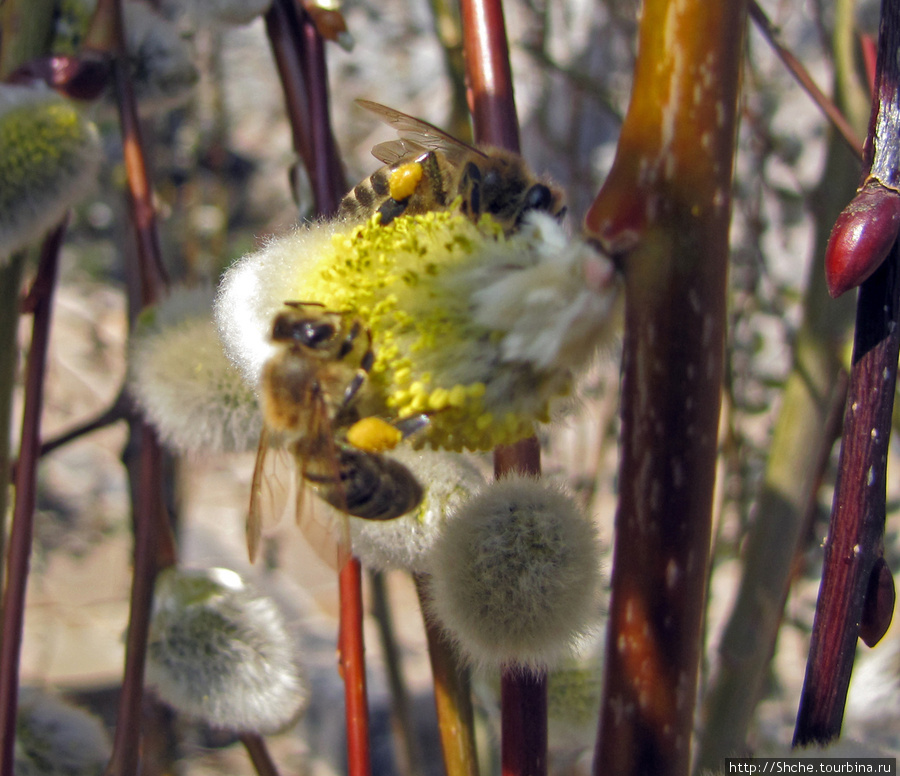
[389,162,424,201]
[346,417,404,452]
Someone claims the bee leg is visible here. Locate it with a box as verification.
[460,161,482,220]
[376,197,409,226]
[338,326,374,409]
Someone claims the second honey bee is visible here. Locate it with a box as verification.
[247,301,425,563]
[338,100,566,233]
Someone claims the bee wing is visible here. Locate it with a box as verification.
[357,99,486,163]
[247,427,298,562]
[293,397,352,570]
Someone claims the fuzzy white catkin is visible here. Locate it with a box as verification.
[129,285,261,454]
[0,84,102,262]
[349,447,485,573]
[15,688,111,776]
[146,567,305,734]
[427,475,603,672]
[122,2,199,114]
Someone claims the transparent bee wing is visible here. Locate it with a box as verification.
[357,99,486,162]
[247,427,297,562]
[293,395,353,570]
[294,493,352,570]
[370,138,429,166]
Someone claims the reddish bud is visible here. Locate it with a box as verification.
[825,183,900,298]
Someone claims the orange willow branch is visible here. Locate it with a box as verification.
[0,221,65,776]
[586,2,747,775]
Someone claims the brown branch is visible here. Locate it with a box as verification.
[587,1,747,774]
[240,733,283,776]
[370,571,427,776]
[0,221,65,776]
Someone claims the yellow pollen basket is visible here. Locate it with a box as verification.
[346,416,404,452]
[389,162,424,201]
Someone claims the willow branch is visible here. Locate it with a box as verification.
[587,2,747,773]
[0,222,65,776]
[794,0,900,744]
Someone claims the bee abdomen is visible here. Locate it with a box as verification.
[313,448,422,520]
[338,167,392,220]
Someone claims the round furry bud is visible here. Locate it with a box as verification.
[121,2,198,114]
[15,688,111,776]
[349,447,485,572]
[0,84,101,261]
[427,476,602,671]
[128,285,261,454]
[146,567,305,733]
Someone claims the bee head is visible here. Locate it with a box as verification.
[462,155,566,230]
[270,308,339,350]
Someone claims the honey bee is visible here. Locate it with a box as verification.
[247,301,425,563]
[338,100,566,233]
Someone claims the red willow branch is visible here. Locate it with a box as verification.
[0,221,66,776]
[586,1,747,774]
[458,2,545,776]
[793,0,900,747]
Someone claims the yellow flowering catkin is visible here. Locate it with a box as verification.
[216,208,619,451]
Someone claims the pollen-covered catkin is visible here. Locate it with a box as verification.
[215,209,619,451]
[427,475,603,671]
[146,567,305,733]
[129,285,261,454]
[0,84,101,262]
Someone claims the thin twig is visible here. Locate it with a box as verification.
[413,573,479,776]
[370,571,427,776]
[749,0,864,159]
[240,733,283,776]
[0,221,66,776]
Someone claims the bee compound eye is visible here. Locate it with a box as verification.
[523,183,554,212]
[301,320,337,347]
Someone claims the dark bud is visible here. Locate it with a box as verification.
[859,556,895,648]
[7,54,110,101]
[825,182,900,298]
